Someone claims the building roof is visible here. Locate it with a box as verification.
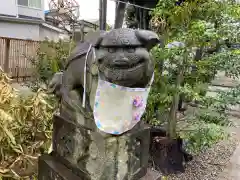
[40,23,64,33]
[78,19,99,28]
[0,14,43,24]
[0,14,64,33]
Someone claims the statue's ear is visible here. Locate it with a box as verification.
[135,30,160,50]
[84,30,106,48]
[94,35,104,49]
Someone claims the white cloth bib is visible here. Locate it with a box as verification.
[93,74,154,135]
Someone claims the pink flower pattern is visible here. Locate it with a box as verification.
[133,96,143,108]
[133,112,141,121]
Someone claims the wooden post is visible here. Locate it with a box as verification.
[99,0,103,30]
[139,8,143,29]
[114,0,126,29]
[4,38,10,74]
[102,0,107,30]
[99,0,107,30]
[80,24,85,42]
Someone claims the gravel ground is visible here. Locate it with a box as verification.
[166,129,240,180]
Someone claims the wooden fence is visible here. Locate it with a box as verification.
[0,37,40,81]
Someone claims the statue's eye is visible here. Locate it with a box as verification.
[125,48,135,53]
[108,48,116,53]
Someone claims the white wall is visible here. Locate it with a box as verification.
[18,6,44,20]
[39,26,60,42]
[0,0,44,19]
[0,0,18,17]
[0,22,40,40]
[0,21,64,42]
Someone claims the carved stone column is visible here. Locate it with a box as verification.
[39,113,150,180]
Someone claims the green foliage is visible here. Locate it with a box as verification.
[146,0,240,121]
[201,84,240,116]
[180,122,228,154]
[197,109,229,126]
[145,0,239,150]
[178,86,239,153]
[29,40,74,85]
[226,2,240,20]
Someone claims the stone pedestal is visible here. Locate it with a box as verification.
[38,154,81,180]
[38,154,162,180]
[39,114,151,180]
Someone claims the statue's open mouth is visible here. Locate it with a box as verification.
[104,58,145,70]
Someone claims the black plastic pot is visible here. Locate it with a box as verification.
[149,127,193,175]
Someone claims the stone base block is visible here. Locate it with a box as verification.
[38,154,82,180]
[140,169,162,180]
[52,114,150,180]
[38,154,162,180]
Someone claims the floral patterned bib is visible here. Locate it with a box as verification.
[93,74,154,135]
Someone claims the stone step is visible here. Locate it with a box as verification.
[211,71,240,87]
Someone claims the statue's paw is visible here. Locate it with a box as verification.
[60,90,83,113]
[48,72,63,94]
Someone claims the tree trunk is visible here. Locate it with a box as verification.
[167,68,184,139]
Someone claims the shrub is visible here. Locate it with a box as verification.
[28,40,75,86]
[0,68,56,178]
[180,123,228,154]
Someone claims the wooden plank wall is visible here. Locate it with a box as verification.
[0,37,40,81]
[0,38,5,69]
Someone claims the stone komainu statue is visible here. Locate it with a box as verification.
[48,28,160,180]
